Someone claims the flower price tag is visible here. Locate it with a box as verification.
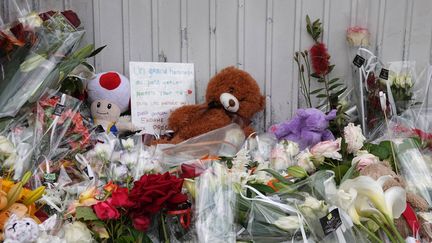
[352,55,365,68]
[379,68,389,80]
[319,208,342,236]
[53,103,65,116]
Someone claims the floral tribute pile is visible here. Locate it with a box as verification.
[0,4,431,243]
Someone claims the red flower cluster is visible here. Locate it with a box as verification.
[39,10,81,28]
[93,173,188,232]
[310,42,330,76]
[93,186,133,220]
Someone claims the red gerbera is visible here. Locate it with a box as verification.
[310,42,330,76]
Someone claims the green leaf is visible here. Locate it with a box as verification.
[368,143,390,161]
[310,88,324,94]
[311,73,322,78]
[316,94,327,98]
[327,64,335,73]
[306,15,312,27]
[248,183,275,194]
[287,166,308,178]
[333,87,347,97]
[328,78,340,84]
[329,83,344,90]
[76,206,98,221]
[260,169,291,184]
[88,45,107,58]
[340,164,356,184]
[332,165,350,184]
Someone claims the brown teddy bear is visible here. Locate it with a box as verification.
[161,66,265,144]
[360,162,430,240]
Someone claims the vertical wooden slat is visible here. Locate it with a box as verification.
[209,0,217,76]
[379,0,406,62]
[216,0,238,71]
[264,0,273,128]
[187,0,211,103]
[122,0,130,75]
[237,0,245,69]
[128,0,152,63]
[180,0,188,63]
[157,0,181,62]
[151,0,159,61]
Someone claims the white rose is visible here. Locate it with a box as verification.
[310,138,342,162]
[94,143,112,161]
[0,136,17,166]
[297,150,316,173]
[346,27,370,47]
[121,138,135,151]
[344,123,366,154]
[299,196,328,218]
[271,141,300,171]
[352,150,380,171]
[63,221,93,243]
[273,216,301,232]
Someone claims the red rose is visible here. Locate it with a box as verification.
[310,42,330,76]
[129,173,188,214]
[132,215,151,232]
[39,10,81,28]
[93,201,120,220]
[61,10,81,28]
[110,187,134,207]
[180,163,205,179]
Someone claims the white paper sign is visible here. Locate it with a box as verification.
[130,62,195,134]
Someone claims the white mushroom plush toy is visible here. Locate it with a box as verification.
[87,71,136,134]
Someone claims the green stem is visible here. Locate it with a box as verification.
[384,215,405,243]
[370,216,397,243]
[302,53,313,107]
[161,213,169,243]
[323,74,331,112]
[357,223,383,243]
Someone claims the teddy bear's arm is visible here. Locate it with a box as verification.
[168,104,207,132]
[176,109,232,140]
[243,125,255,137]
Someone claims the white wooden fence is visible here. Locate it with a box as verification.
[2,0,432,131]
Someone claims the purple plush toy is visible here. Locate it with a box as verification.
[269,108,337,150]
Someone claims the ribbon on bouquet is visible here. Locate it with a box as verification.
[239,185,309,243]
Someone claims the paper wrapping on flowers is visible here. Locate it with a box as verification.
[0,10,85,118]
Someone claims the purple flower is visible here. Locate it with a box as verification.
[269,108,336,150]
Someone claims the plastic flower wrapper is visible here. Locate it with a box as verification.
[244,132,277,164]
[273,170,368,242]
[270,140,300,171]
[156,123,245,171]
[195,162,236,243]
[0,10,85,118]
[235,183,309,243]
[0,112,34,179]
[32,89,82,175]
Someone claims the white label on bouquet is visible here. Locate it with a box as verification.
[129,62,195,134]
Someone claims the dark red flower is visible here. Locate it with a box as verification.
[93,201,120,220]
[110,187,134,207]
[310,42,330,76]
[132,214,151,232]
[39,10,81,28]
[180,163,205,179]
[129,173,188,214]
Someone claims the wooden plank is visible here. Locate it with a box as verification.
[187,0,211,103]
[264,0,273,128]
[127,0,152,63]
[157,0,181,62]
[216,0,238,70]
[93,0,124,73]
[380,0,407,63]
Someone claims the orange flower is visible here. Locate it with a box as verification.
[103,181,118,193]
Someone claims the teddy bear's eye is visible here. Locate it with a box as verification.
[107,104,112,109]
[97,102,101,108]
[228,87,235,93]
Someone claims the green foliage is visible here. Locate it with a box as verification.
[260,168,292,185]
[306,15,322,42]
[76,206,98,221]
[219,156,234,169]
[287,166,308,179]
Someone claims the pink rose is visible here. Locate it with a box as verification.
[310,138,342,161]
[346,26,370,47]
[352,151,380,171]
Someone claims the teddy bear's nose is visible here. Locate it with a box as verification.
[229,99,236,107]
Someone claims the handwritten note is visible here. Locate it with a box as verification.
[130,62,195,134]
